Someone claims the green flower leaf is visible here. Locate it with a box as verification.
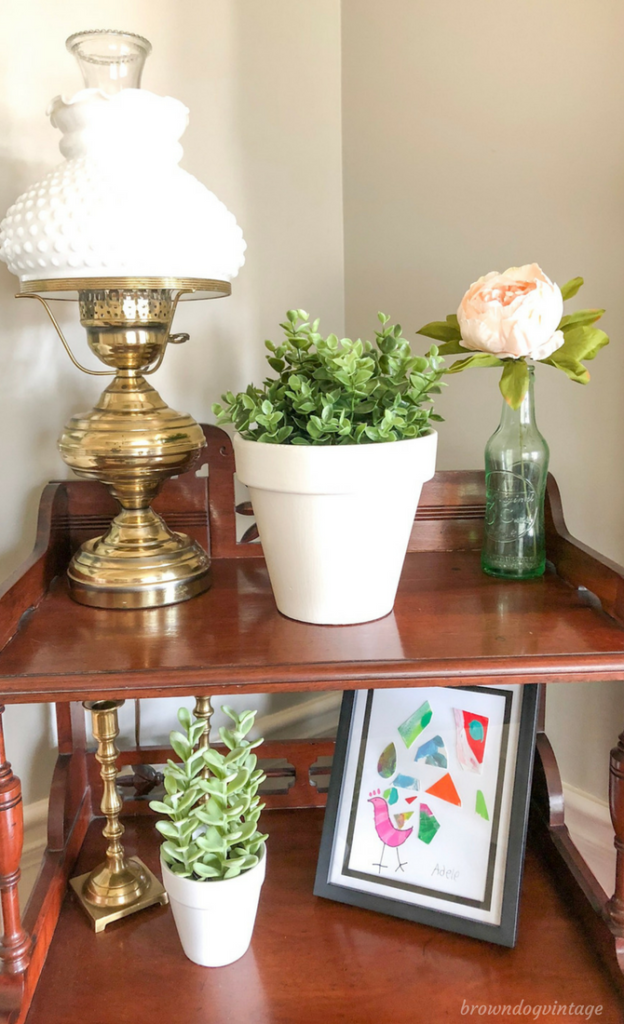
[437,339,468,356]
[541,353,589,384]
[551,325,609,363]
[416,320,462,343]
[560,276,584,301]
[558,308,604,331]
[445,353,503,374]
[499,359,529,409]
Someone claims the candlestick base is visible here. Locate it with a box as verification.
[70,858,168,933]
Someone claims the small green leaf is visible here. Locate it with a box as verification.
[149,800,172,815]
[499,359,529,409]
[194,862,221,879]
[226,769,251,793]
[560,276,584,301]
[155,820,180,839]
[177,707,191,730]
[188,720,207,747]
[236,819,257,842]
[170,731,192,761]
[162,841,185,863]
[164,775,178,796]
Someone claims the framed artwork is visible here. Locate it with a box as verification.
[314,684,539,947]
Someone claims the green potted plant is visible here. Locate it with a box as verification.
[213,310,444,625]
[150,705,268,967]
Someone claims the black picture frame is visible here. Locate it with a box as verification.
[314,684,539,948]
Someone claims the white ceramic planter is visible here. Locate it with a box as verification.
[161,849,266,967]
[234,431,438,625]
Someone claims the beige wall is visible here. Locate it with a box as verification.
[0,0,344,803]
[1,0,621,810]
[341,0,624,802]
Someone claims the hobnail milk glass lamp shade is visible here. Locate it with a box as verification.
[0,30,246,291]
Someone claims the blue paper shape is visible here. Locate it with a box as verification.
[393,774,420,791]
[415,735,448,769]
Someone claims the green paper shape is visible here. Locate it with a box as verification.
[418,803,440,845]
[394,811,414,828]
[476,790,489,821]
[398,701,433,748]
[377,742,397,779]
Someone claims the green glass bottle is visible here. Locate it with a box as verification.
[482,366,549,579]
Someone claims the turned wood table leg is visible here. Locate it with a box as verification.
[607,729,624,935]
[0,705,31,974]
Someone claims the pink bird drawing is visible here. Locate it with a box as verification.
[368,789,414,874]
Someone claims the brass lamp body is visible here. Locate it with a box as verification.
[21,279,225,609]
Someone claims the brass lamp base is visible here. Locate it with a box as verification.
[68,507,211,609]
[70,858,168,933]
[20,282,220,610]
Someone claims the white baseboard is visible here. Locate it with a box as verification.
[19,797,48,909]
[254,692,341,740]
[562,782,615,895]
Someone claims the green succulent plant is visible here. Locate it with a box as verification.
[212,310,444,444]
[150,705,268,881]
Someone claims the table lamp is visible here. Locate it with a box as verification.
[0,29,246,609]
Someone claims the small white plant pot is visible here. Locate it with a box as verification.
[161,849,266,967]
[234,431,438,625]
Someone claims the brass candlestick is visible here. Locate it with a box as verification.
[193,696,214,799]
[70,699,168,931]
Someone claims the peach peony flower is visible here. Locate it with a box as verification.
[457,263,564,361]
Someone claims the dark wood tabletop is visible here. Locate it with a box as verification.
[24,810,624,1024]
[1,425,624,705]
[2,549,624,704]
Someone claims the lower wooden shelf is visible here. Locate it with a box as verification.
[26,809,623,1024]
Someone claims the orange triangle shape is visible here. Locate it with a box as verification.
[425,773,461,807]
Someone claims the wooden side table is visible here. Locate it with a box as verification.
[0,425,623,1022]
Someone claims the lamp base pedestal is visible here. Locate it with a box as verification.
[70,857,168,933]
[67,506,211,609]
